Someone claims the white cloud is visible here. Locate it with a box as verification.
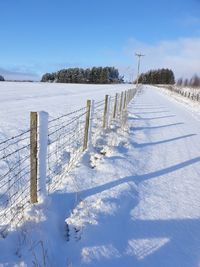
[124,37,200,80]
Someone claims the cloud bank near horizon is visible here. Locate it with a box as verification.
[125,37,200,80]
[0,67,40,81]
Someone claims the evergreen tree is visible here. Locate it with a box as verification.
[0,75,5,81]
[41,67,123,84]
[100,68,109,83]
[41,73,55,82]
[136,68,175,85]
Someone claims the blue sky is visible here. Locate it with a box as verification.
[0,0,200,80]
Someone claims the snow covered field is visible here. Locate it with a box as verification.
[1,84,200,266]
[0,82,131,139]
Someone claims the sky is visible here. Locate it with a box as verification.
[0,0,200,81]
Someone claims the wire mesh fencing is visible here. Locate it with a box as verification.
[92,99,105,144]
[0,88,136,236]
[0,130,31,236]
[47,107,88,192]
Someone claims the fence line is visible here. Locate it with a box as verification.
[157,84,200,102]
[0,88,137,236]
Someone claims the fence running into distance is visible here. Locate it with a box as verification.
[0,88,137,236]
[157,85,200,102]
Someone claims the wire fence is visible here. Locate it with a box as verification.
[0,88,137,236]
[0,130,31,236]
[157,84,200,102]
[47,107,87,192]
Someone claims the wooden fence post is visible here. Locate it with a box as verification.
[30,112,38,204]
[119,91,124,114]
[113,93,118,119]
[88,100,94,149]
[123,91,127,110]
[103,95,109,128]
[128,89,130,103]
[126,90,129,105]
[83,100,91,151]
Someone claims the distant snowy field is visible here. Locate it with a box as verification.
[0,82,132,139]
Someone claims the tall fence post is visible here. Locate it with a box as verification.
[88,100,94,149]
[83,100,91,151]
[107,96,111,127]
[131,89,133,100]
[38,111,49,200]
[127,89,130,104]
[123,91,127,110]
[119,91,124,114]
[30,112,38,204]
[113,93,118,119]
[103,95,109,128]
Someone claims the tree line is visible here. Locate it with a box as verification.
[0,75,5,81]
[137,68,175,84]
[176,75,200,88]
[41,67,124,84]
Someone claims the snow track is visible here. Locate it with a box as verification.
[66,85,200,267]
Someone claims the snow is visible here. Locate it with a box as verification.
[155,85,200,120]
[0,82,131,139]
[1,83,200,266]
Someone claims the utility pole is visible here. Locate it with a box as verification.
[135,53,145,87]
